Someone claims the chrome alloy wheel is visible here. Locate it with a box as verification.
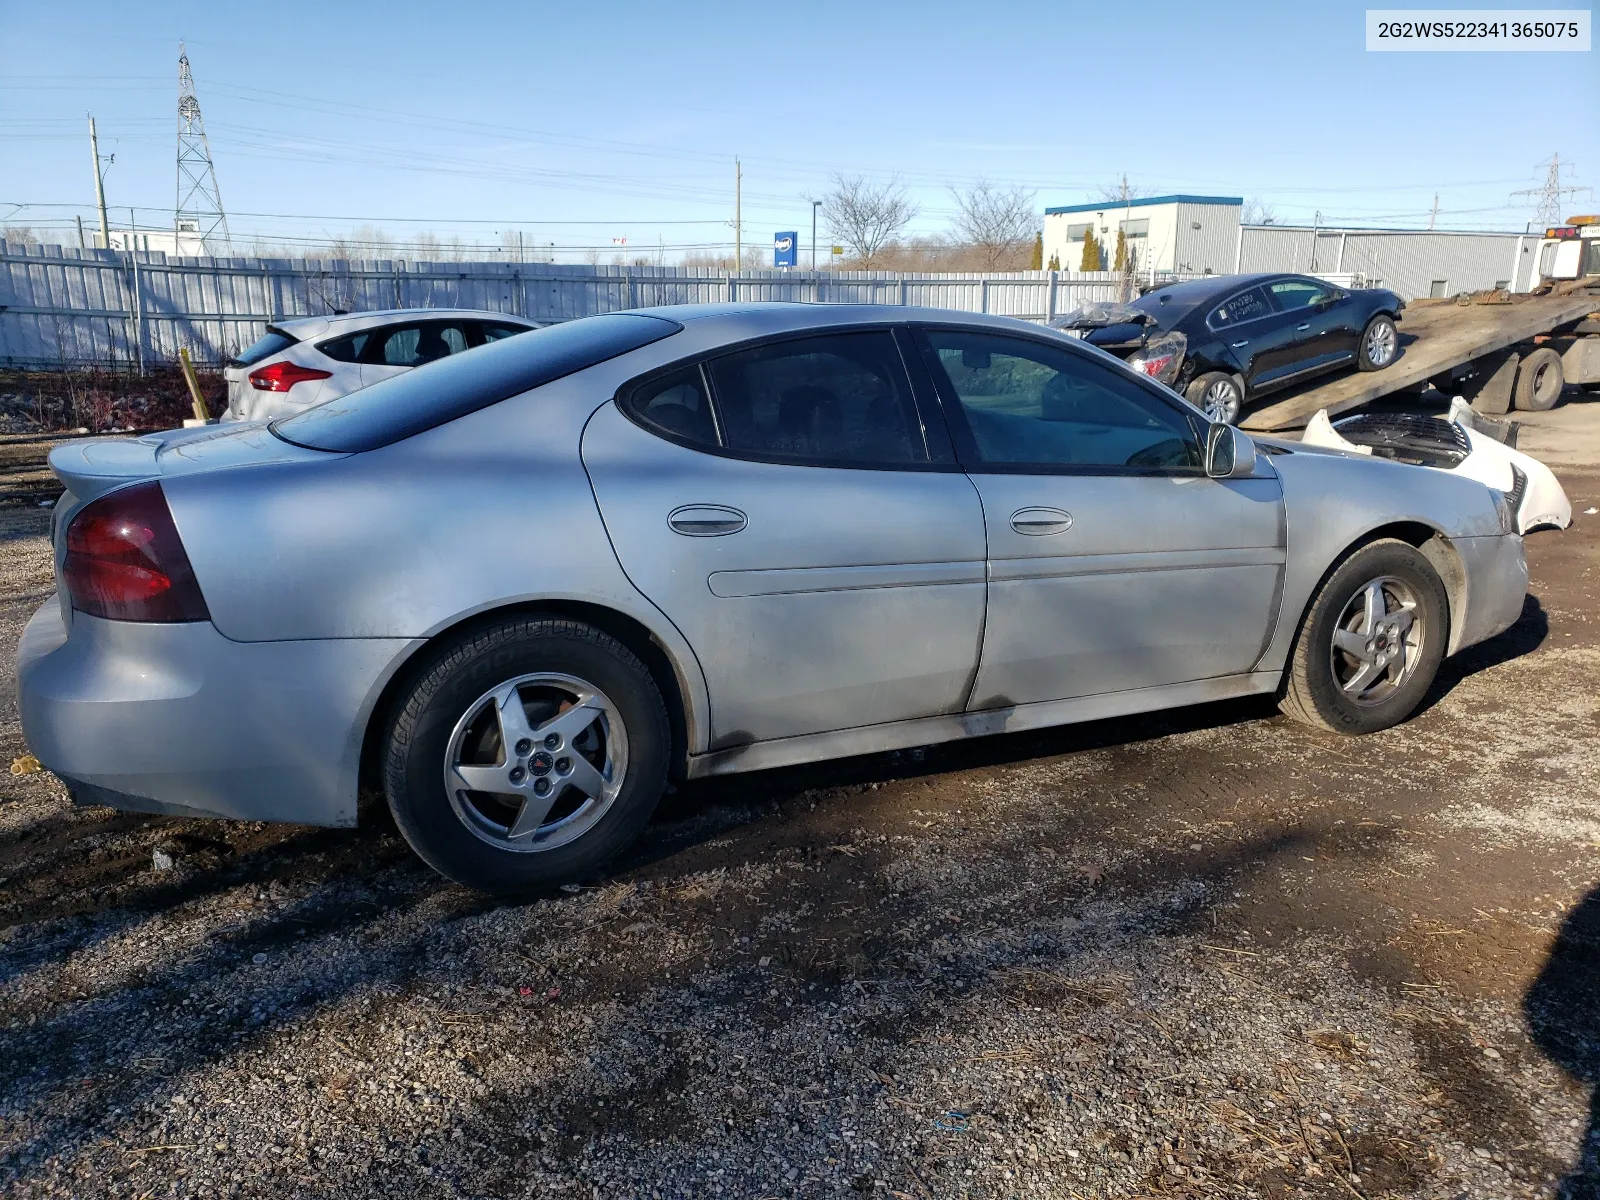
[1365,320,1396,367]
[444,673,628,852]
[1202,378,1242,425]
[1329,576,1424,706]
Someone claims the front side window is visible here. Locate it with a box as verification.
[922,330,1201,472]
[1268,279,1332,311]
[1208,287,1273,328]
[704,332,925,465]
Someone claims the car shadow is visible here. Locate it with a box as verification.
[1411,592,1549,717]
[1525,884,1600,1197]
[624,693,1279,873]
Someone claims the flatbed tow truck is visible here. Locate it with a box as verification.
[1241,216,1600,433]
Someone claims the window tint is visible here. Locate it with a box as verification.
[626,366,718,447]
[377,321,471,367]
[1268,279,1332,310]
[317,329,374,363]
[704,332,923,465]
[230,327,299,367]
[924,330,1201,471]
[1209,287,1272,327]
[271,313,681,453]
[478,322,531,343]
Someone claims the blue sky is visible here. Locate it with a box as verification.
[2,0,1595,260]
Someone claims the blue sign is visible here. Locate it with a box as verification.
[773,231,798,268]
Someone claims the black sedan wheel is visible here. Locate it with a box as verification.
[1185,372,1244,425]
[383,617,670,894]
[1279,539,1448,735]
[1358,316,1399,371]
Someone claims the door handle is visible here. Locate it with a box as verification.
[668,504,746,536]
[1010,507,1073,536]
[1231,340,1249,348]
[1296,323,1311,331]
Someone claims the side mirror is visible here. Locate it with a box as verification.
[1206,423,1257,479]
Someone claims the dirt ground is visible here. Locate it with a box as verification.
[1,395,1598,1200]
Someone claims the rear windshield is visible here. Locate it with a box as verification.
[230,327,299,367]
[270,313,682,453]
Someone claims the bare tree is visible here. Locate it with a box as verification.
[1241,197,1278,226]
[822,174,918,267]
[2,225,41,249]
[949,180,1038,269]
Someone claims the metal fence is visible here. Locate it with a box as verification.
[1,241,1172,371]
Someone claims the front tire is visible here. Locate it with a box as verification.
[1279,539,1448,735]
[1358,315,1399,371]
[383,617,670,893]
[1186,371,1244,425]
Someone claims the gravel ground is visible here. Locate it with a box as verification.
[1,401,1599,1199]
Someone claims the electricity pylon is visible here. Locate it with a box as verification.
[175,42,231,254]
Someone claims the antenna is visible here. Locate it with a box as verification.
[1511,153,1590,227]
[175,41,231,254]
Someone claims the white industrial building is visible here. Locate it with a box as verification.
[1042,195,1540,300]
[1043,195,1244,276]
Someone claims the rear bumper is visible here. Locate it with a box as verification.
[17,602,417,827]
[1451,532,1529,654]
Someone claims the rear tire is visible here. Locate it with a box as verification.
[1186,372,1244,425]
[1279,539,1448,735]
[383,617,670,894]
[1358,315,1399,372]
[1512,346,1564,412]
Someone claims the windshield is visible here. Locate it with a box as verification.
[271,313,681,453]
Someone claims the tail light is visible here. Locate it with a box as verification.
[1126,330,1187,388]
[62,482,210,622]
[249,360,332,392]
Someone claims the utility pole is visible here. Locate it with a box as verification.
[733,156,742,270]
[1119,173,1133,301]
[812,199,821,271]
[1428,193,1439,230]
[88,114,110,249]
[75,214,86,249]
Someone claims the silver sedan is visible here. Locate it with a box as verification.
[18,304,1530,893]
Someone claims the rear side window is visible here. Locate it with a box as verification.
[628,366,719,446]
[317,329,374,363]
[706,332,924,465]
[230,327,298,367]
[1208,287,1272,328]
[376,321,472,366]
[271,313,681,453]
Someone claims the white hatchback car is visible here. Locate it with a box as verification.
[222,309,543,422]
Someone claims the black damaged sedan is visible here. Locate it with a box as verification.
[1053,273,1405,424]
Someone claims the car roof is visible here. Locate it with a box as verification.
[627,301,1058,338]
[1135,273,1291,310]
[273,309,539,338]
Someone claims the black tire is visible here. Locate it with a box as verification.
[1279,539,1449,735]
[1358,315,1399,372]
[1185,371,1244,425]
[1512,346,1564,412]
[383,617,670,894]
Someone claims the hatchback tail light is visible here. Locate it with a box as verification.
[249,360,332,392]
[63,482,210,622]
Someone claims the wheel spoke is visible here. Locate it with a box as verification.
[1361,582,1386,633]
[453,762,513,794]
[493,684,539,751]
[1341,659,1384,696]
[562,754,608,801]
[534,699,604,750]
[1389,606,1415,635]
[1332,628,1370,658]
[506,791,557,840]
